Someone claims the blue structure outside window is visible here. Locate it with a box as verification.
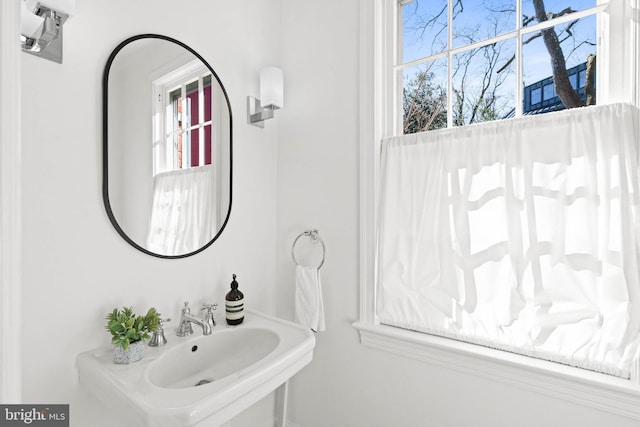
[522,61,591,114]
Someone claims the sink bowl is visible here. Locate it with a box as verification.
[77,310,315,427]
[148,328,279,389]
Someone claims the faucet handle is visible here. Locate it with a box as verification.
[201,303,217,312]
[201,303,217,327]
[182,301,191,313]
[149,318,171,347]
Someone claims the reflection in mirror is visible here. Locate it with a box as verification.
[103,35,232,258]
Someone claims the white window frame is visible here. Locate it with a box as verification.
[355,0,640,419]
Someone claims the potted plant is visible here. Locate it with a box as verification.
[105,306,160,364]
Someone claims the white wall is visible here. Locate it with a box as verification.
[275,1,639,427]
[20,0,281,425]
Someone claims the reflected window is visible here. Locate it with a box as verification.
[153,61,223,176]
[167,75,213,170]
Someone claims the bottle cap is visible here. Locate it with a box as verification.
[231,274,238,290]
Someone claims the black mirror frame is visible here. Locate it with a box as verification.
[102,34,233,259]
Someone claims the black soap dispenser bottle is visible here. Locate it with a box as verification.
[225,274,244,325]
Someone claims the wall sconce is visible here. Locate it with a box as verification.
[21,0,75,64]
[247,67,284,128]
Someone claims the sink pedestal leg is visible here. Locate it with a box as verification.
[275,380,289,427]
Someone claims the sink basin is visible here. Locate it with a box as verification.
[148,328,279,389]
[77,309,315,427]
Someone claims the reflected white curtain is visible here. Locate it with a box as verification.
[146,165,217,256]
[376,103,640,378]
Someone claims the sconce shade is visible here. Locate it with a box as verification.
[21,1,45,37]
[260,67,284,109]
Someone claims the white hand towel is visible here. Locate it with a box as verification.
[295,265,326,332]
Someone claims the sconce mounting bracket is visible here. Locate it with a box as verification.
[247,96,279,128]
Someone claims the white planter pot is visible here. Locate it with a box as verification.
[113,340,145,364]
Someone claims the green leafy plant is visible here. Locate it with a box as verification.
[105,307,160,349]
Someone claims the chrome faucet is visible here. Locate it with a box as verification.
[176,301,213,336]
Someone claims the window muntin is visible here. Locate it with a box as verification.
[399,0,603,134]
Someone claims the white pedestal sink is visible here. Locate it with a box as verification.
[77,309,315,427]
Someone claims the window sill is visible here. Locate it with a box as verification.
[353,321,640,420]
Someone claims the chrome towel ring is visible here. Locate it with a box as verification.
[291,229,326,269]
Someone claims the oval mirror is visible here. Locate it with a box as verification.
[103,34,232,258]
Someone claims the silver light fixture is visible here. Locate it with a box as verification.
[21,0,75,64]
[248,67,284,128]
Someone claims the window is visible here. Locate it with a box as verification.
[167,75,213,170]
[152,61,224,176]
[543,82,556,100]
[530,87,542,105]
[357,0,640,419]
[399,0,604,134]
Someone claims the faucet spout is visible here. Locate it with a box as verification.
[176,302,212,336]
[179,313,212,336]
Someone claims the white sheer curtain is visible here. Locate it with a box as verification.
[146,164,217,256]
[376,103,640,378]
